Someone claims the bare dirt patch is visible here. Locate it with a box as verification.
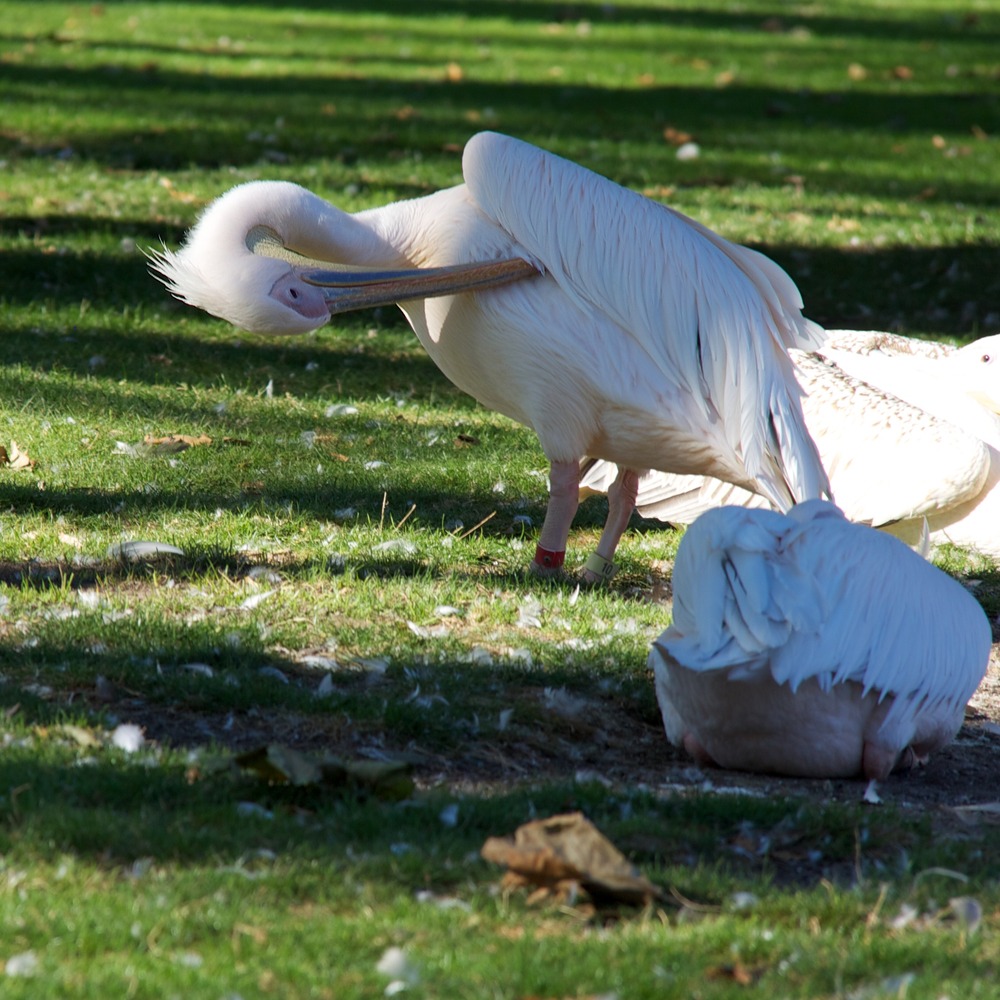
[97,646,1000,821]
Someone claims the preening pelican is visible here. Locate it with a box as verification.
[651,500,991,780]
[581,330,1000,560]
[151,131,830,580]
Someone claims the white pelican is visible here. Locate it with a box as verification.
[150,131,829,581]
[581,331,1000,560]
[651,500,991,780]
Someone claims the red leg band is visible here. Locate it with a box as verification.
[533,545,566,570]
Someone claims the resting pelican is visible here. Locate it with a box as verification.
[651,500,991,779]
[150,131,829,580]
[581,331,1000,560]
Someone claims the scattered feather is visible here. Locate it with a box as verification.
[543,686,590,719]
[498,708,514,731]
[376,947,420,989]
[406,620,450,639]
[181,662,215,678]
[257,665,289,684]
[890,903,919,930]
[4,951,39,978]
[108,540,185,562]
[373,539,417,555]
[316,674,337,698]
[414,890,471,912]
[516,597,543,628]
[111,724,146,753]
[236,801,274,820]
[949,896,983,934]
[299,654,340,671]
[439,803,460,828]
[863,779,882,805]
[240,589,276,611]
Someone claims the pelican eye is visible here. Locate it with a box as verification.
[982,353,991,364]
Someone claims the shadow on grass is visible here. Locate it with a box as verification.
[0,653,913,891]
[0,741,889,893]
[3,46,998,194]
[2,236,998,347]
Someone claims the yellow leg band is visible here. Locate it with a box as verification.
[583,552,618,581]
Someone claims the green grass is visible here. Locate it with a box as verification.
[2,0,1000,996]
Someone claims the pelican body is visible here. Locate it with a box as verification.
[581,331,1000,561]
[151,131,829,579]
[651,500,991,780]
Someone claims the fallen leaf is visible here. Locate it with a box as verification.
[827,216,861,232]
[481,811,662,906]
[235,744,414,800]
[445,61,463,82]
[236,744,322,785]
[141,433,212,453]
[158,176,200,204]
[662,126,693,146]
[1,441,36,471]
[891,65,913,80]
[43,723,101,748]
[707,961,766,985]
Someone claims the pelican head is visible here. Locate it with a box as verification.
[148,181,333,335]
[948,334,1000,414]
[150,179,540,336]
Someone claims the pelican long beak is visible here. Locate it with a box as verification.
[300,257,541,315]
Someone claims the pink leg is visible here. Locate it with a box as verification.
[862,741,899,781]
[582,467,639,584]
[530,459,581,576]
[683,732,717,767]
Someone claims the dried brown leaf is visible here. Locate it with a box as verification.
[2,441,36,470]
[663,126,693,146]
[707,961,767,986]
[481,811,662,906]
[142,433,212,453]
[234,744,414,800]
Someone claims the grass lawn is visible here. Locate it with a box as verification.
[2,0,1000,996]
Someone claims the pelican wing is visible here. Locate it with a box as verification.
[582,348,993,529]
[821,329,958,360]
[657,502,991,728]
[462,131,829,509]
[819,341,1000,451]
[793,352,992,525]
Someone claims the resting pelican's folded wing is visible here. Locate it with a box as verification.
[792,352,992,525]
[661,505,816,671]
[462,130,829,510]
[772,503,991,724]
[820,329,957,360]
